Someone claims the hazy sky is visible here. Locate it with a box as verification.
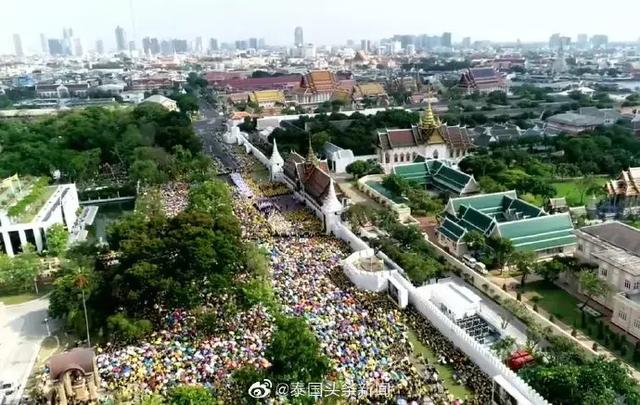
[2,0,639,54]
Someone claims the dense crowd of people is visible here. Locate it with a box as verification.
[159,182,189,218]
[91,142,490,403]
[95,305,274,401]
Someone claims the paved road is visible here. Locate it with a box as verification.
[0,297,57,404]
[193,100,239,172]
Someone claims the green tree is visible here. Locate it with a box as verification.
[579,270,610,311]
[462,230,486,258]
[167,386,216,405]
[491,336,516,360]
[346,160,370,179]
[536,259,566,283]
[382,174,409,196]
[265,316,330,383]
[45,224,69,256]
[486,236,514,272]
[9,246,40,292]
[511,250,538,286]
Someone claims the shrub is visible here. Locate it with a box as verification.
[621,344,628,357]
[592,342,598,351]
[548,315,555,323]
[482,283,489,290]
[571,328,577,337]
[516,292,522,301]
[502,284,507,291]
[533,303,538,312]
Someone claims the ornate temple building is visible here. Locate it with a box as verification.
[295,70,338,107]
[605,167,640,217]
[376,103,473,173]
[273,140,343,233]
[459,67,508,94]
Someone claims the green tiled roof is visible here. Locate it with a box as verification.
[450,191,517,214]
[497,214,576,252]
[502,196,543,219]
[459,205,496,234]
[439,217,467,242]
[392,161,473,194]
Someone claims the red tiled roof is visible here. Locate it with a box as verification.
[209,74,302,91]
[301,70,337,93]
[378,127,423,150]
[443,125,473,149]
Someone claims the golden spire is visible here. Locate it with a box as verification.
[420,87,440,130]
[307,134,319,164]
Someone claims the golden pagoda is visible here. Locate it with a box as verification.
[419,95,445,144]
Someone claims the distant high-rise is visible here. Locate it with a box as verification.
[62,27,73,56]
[142,37,152,55]
[13,34,23,57]
[48,39,64,56]
[361,39,370,52]
[249,37,258,49]
[115,26,127,51]
[577,33,588,48]
[294,26,304,47]
[95,39,104,55]
[160,40,173,55]
[73,38,83,56]
[258,38,266,49]
[150,38,160,55]
[591,34,608,49]
[208,38,219,53]
[40,33,48,54]
[441,32,452,48]
[347,39,355,48]
[195,36,203,54]
[235,40,248,50]
[128,40,136,52]
[549,33,561,49]
[461,37,471,48]
[172,39,188,53]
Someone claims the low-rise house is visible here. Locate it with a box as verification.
[574,222,640,339]
[142,94,179,112]
[437,190,576,257]
[578,107,621,127]
[545,112,603,135]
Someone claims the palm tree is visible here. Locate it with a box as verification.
[73,267,91,347]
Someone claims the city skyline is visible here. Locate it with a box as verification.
[2,0,640,54]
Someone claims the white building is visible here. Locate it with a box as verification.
[0,176,80,257]
[575,222,640,338]
[142,94,179,112]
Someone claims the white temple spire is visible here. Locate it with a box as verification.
[322,177,342,213]
[270,138,284,167]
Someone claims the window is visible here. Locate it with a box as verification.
[634,319,640,329]
[433,150,439,159]
[600,267,607,277]
[625,279,632,289]
[619,311,628,321]
[449,150,454,158]
[636,281,640,290]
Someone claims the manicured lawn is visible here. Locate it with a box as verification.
[0,283,53,305]
[521,280,583,324]
[406,329,473,400]
[551,178,607,207]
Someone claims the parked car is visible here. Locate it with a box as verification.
[474,262,489,275]
[462,254,477,267]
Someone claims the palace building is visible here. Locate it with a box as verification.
[295,70,338,107]
[459,67,508,95]
[376,103,473,173]
[605,167,640,218]
[437,191,576,258]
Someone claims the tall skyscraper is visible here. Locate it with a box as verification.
[142,37,152,55]
[195,36,203,54]
[150,38,160,55]
[441,32,452,48]
[160,40,173,55]
[549,33,561,49]
[172,39,188,53]
[577,33,588,48]
[361,39,370,52]
[95,39,104,54]
[62,27,73,56]
[249,37,258,49]
[461,37,471,48]
[208,38,219,53]
[13,34,23,57]
[258,38,266,49]
[294,26,304,47]
[48,39,64,56]
[73,38,83,56]
[128,41,136,52]
[115,26,127,51]
[40,33,49,54]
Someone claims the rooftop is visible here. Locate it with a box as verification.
[0,176,56,224]
[580,221,640,256]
